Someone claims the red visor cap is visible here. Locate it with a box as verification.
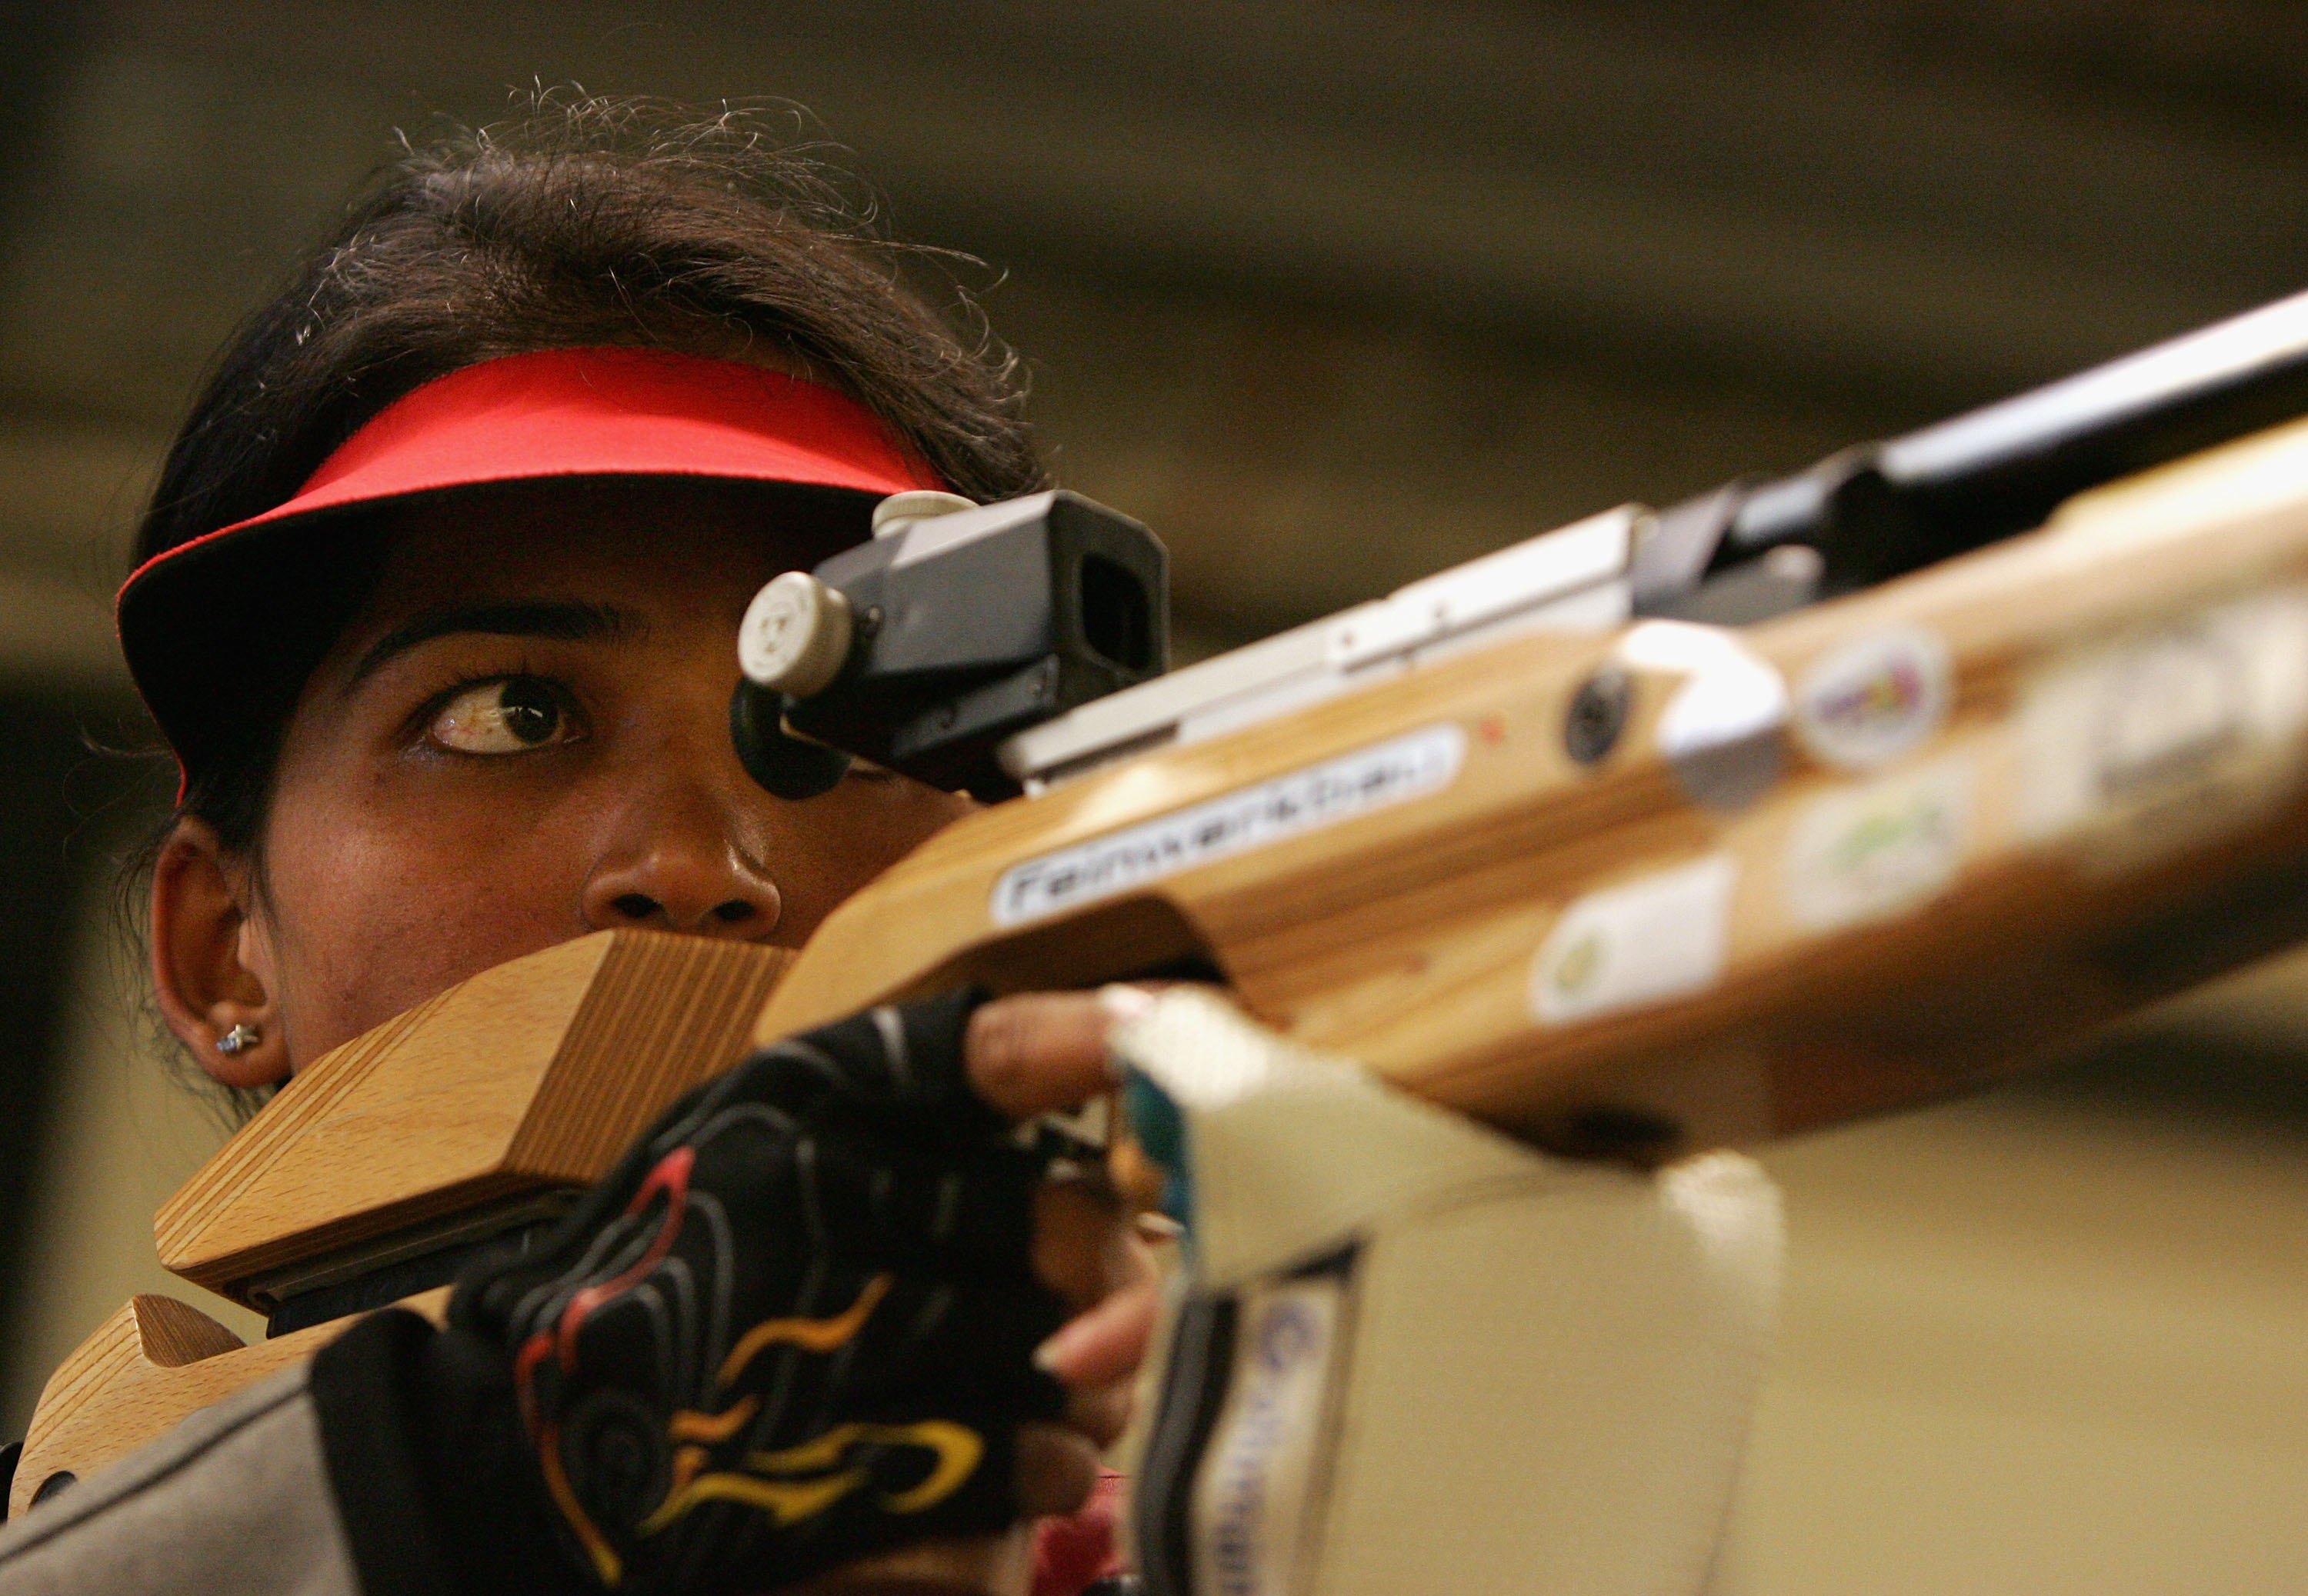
[118,346,942,790]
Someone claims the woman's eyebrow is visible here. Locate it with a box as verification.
[345,599,641,689]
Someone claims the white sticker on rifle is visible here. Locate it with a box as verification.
[1783,757,1973,931]
[2015,590,2308,861]
[992,723,1466,925]
[1531,854,1737,1025]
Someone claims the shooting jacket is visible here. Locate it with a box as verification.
[0,1319,1124,1596]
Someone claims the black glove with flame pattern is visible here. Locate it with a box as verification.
[447,988,1071,1594]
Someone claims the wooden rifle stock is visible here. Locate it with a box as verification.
[18,418,2308,1596]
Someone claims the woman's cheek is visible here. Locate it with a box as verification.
[772,781,977,934]
[261,791,594,1066]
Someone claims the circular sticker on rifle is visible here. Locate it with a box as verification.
[1783,757,1973,931]
[1793,626,1951,771]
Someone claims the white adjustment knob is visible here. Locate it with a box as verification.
[739,571,854,697]
[872,489,978,539]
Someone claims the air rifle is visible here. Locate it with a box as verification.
[17,288,2308,1584]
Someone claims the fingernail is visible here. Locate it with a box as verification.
[1095,987,1154,1086]
[1032,1324,1079,1376]
[1098,984,1156,1025]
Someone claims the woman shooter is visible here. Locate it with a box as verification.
[0,102,1154,1596]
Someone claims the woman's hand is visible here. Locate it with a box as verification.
[446,985,1169,1594]
[963,990,1164,1518]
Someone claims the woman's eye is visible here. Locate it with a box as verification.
[428,678,576,755]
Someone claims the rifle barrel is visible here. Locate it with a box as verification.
[1676,285,2308,595]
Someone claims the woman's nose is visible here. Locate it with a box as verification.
[579,776,783,938]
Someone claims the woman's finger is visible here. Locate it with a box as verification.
[966,987,1152,1120]
[1032,1178,1142,1310]
[1013,1423,1102,1518]
[1063,1380,1136,1451]
[1033,1271,1162,1389]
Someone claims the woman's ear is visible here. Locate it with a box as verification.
[151,818,288,1089]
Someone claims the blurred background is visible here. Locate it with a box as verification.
[2,2,2305,1588]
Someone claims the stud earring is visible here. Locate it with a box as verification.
[216,1022,262,1056]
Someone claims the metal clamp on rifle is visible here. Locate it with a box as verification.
[732,488,1169,801]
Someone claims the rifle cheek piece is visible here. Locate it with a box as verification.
[732,489,1169,802]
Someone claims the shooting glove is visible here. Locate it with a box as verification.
[318,990,1073,1596]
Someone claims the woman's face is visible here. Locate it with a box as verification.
[152,484,972,1081]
